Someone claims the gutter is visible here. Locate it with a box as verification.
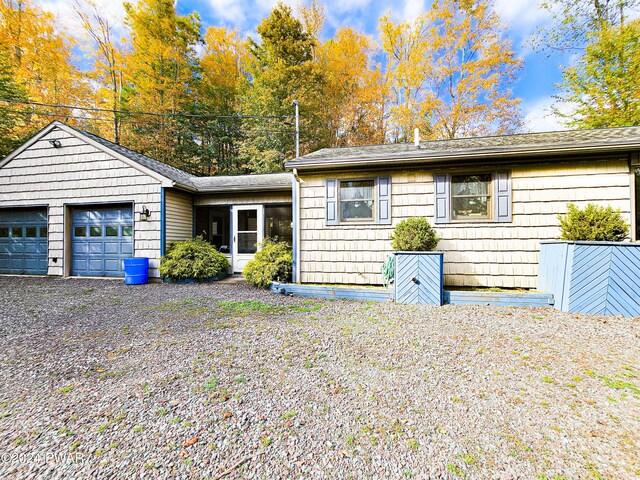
[285,141,640,170]
[191,184,293,194]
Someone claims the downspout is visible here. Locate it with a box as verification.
[293,168,301,283]
[160,187,166,256]
[632,153,640,241]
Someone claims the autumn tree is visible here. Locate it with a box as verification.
[239,2,324,172]
[319,28,387,146]
[0,0,88,132]
[558,19,640,128]
[424,0,522,138]
[190,26,246,174]
[74,0,126,143]
[0,50,27,155]
[534,0,639,52]
[121,0,201,169]
[535,0,640,128]
[380,0,522,140]
[379,13,432,142]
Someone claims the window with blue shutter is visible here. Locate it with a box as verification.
[376,176,392,225]
[494,172,512,222]
[434,174,450,224]
[434,171,512,223]
[325,179,338,226]
[324,176,393,225]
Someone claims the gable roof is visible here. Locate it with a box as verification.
[65,124,198,187]
[0,121,292,193]
[286,126,640,170]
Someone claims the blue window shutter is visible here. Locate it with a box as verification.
[434,174,450,224]
[376,176,392,225]
[494,171,512,223]
[325,179,338,226]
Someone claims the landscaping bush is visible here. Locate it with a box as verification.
[558,203,629,242]
[159,236,230,281]
[390,217,440,251]
[243,239,292,289]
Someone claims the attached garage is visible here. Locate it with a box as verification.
[71,206,133,277]
[0,121,198,279]
[0,207,48,275]
[0,121,293,280]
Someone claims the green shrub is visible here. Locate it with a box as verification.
[243,239,292,289]
[558,203,629,241]
[159,236,229,281]
[390,217,440,251]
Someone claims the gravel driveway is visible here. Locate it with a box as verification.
[0,277,638,479]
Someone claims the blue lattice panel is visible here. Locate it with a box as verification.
[539,241,640,317]
[394,252,443,305]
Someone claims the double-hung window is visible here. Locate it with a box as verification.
[451,174,492,220]
[325,177,391,225]
[434,171,512,223]
[340,180,374,221]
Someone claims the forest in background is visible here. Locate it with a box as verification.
[0,0,638,175]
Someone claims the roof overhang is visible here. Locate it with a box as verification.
[286,140,640,171]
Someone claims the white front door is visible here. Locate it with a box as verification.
[232,205,263,273]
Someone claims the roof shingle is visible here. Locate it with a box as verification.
[287,126,640,169]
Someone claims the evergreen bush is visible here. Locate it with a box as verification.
[390,217,440,251]
[558,203,629,242]
[243,239,292,288]
[159,236,229,281]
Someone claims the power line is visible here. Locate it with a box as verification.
[0,98,291,120]
[5,108,297,135]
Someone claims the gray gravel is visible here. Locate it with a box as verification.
[0,277,638,479]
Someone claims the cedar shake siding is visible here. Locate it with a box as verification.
[297,156,632,288]
[0,125,165,277]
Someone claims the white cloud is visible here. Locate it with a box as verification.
[36,0,128,39]
[329,0,371,13]
[493,0,550,28]
[522,96,575,132]
[402,0,425,22]
[208,0,246,24]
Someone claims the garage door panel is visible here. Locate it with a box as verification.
[10,243,25,254]
[104,259,121,272]
[104,242,120,255]
[88,258,104,270]
[24,243,40,254]
[24,258,40,270]
[73,242,89,254]
[0,208,48,275]
[72,205,132,277]
[73,258,88,272]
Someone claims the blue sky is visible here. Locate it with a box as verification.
[37,0,574,132]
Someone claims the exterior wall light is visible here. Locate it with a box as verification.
[140,205,150,221]
[49,139,62,148]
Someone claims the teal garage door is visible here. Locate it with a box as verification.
[0,208,48,275]
[72,206,133,277]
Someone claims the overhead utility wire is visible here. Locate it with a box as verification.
[0,98,290,120]
[5,109,297,135]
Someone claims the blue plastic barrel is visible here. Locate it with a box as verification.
[123,257,149,285]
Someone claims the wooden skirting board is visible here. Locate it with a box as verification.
[270,282,554,308]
